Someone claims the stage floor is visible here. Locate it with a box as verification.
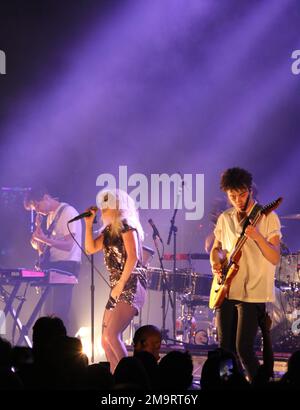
[127,343,290,384]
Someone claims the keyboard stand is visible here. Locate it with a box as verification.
[3,282,21,316]
[1,283,51,347]
[0,269,78,347]
[15,285,52,346]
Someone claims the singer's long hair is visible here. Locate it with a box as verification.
[96,188,144,241]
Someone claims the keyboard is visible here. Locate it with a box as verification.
[0,268,78,285]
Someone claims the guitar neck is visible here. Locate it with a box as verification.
[230,207,263,262]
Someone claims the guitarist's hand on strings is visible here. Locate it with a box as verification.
[32,229,50,245]
[211,262,222,278]
[244,223,261,242]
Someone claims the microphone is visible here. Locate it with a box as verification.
[68,207,98,223]
[148,219,163,243]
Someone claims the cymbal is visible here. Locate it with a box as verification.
[163,253,209,261]
[280,214,300,220]
[142,245,155,255]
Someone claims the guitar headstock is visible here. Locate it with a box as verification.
[261,197,283,216]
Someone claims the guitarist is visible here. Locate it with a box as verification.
[24,188,82,332]
[210,167,281,382]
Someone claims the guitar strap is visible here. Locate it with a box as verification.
[241,202,262,235]
[46,204,69,237]
[225,202,263,268]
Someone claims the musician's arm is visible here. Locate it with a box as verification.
[42,234,76,252]
[30,237,39,250]
[256,235,280,265]
[245,226,280,265]
[205,231,216,253]
[84,226,103,254]
[210,238,223,276]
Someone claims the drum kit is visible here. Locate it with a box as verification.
[271,250,300,350]
[146,252,217,347]
[269,212,300,351]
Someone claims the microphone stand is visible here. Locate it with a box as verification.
[166,176,184,341]
[90,217,97,364]
[167,209,178,340]
[91,253,95,363]
[151,232,174,344]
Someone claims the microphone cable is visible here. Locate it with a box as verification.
[67,222,111,288]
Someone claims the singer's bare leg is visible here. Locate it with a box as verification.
[101,301,137,373]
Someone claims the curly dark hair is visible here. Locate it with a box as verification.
[220,167,252,192]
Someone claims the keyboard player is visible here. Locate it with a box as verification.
[24,187,82,333]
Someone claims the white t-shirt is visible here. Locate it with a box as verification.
[47,203,82,263]
[214,206,281,303]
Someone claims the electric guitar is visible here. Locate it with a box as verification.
[33,205,68,270]
[31,213,47,269]
[209,197,283,310]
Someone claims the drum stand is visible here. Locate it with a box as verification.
[176,288,218,347]
[167,207,179,340]
[273,286,300,352]
[151,229,174,344]
[176,293,196,344]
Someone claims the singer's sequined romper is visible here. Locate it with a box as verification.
[102,221,147,314]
